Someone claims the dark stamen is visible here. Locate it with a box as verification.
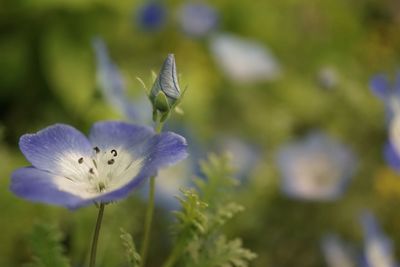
[94,147,100,153]
[78,157,84,164]
[107,159,115,165]
[111,149,117,157]
[92,159,97,168]
[89,168,95,174]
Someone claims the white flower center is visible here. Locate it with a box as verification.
[54,146,143,199]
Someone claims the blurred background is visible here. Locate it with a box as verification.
[1,0,400,266]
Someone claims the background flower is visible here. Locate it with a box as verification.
[277,132,356,200]
[136,1,167,31]
[93,38,152,124]
[178,2,218,38]
[361,211,397,267]
[209,33,281,84]
[321,234,357,267]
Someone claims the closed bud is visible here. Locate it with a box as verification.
[149,54,182,121]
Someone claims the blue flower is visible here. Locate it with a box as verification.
[136,1,167,31]
[370,72,400,122]
[360,211,397,267]
[178,2,218,38]
[384,142,400,172]
[92,38,152,123]
[214,136,260,181]
[321,234,357,267]
[209,33,281,84]
[277,132,356,200]
[10,121,187,209]
[369,72,400,173]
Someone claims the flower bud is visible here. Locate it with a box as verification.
[150,54,182,121]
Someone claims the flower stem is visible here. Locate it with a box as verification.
[140,175,156,267]
[89,203,105,267]
[140,118,163,267]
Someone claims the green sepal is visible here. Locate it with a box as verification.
[160,111,170,122]
[154,91,170,112]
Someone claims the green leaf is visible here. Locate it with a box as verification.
[210,203,245,230]
[24,223,70,267]
[195,153,239,205]
[210,236,257,267]
[120,228,141,267]
[172,189,208,240]
[165,155,255,267]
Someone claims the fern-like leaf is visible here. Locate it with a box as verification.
[120,228,141,267]
[165,155,256,267]
[172,188,208,240]
[195,153,238,206]
[195,236,257,267]
[24,223,70,267]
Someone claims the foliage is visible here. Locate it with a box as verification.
[120,228,141,267]
[167,154,256,267]
[24,223,70,267]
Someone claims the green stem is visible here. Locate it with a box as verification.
[162,241,185,267]
[89,203,105,267]
[140,118,164,267]
[140,176,156,267]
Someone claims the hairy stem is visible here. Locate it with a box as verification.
[89,203,105,267]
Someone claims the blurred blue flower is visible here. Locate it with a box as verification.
[92,38,152,123]
[384,141,400,172]
[178,2,218,38]
[361,211,397,267]
[370,72,400,101]
[10,121,187,209]
[321,234,357,267]
[136,1,167,31]
[214,136,261,181]
[209,33,281,84]
[369,72,400,173]
[152,158,194,208]
[277,132,356,200]
[370,72,400,122]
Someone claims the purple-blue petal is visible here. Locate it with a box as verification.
[88,121,154,152]
[19,124,92,174]
[360,211,397,267]
[370,74,390,100]
[384,142,400,172]
[90,131,188,203]
[11,167,85,209]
